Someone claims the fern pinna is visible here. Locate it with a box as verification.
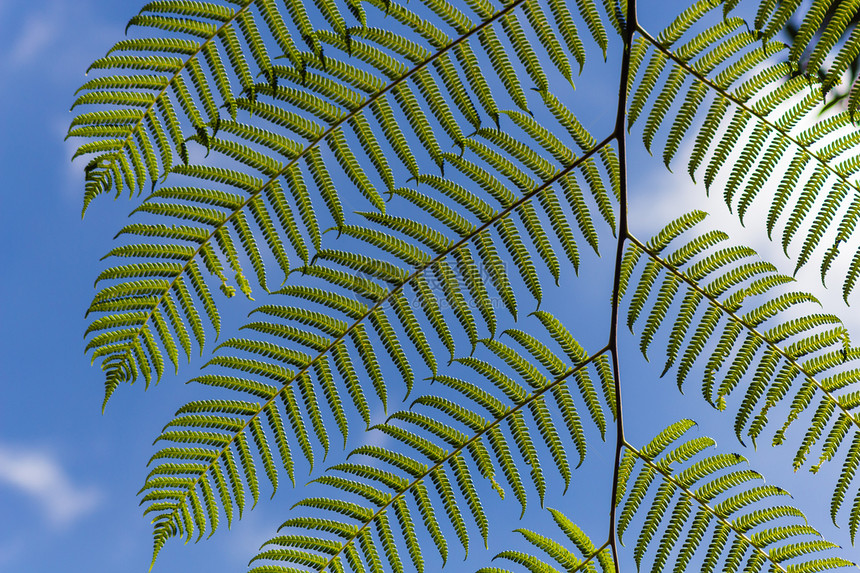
[70,0,860,571]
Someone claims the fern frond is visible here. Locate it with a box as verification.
[139,122,617,560]
[85,0,620,404]
[74,2,860,572]
[244,316,612,572]
[624,212,860,537]
[617,419,853,573]
[72,0,614,210]
[629,14,860,299]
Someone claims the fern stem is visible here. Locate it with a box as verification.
[621,439,789,573]
[608,1,639,570]
[571,539,613,573]
[626,233,860,446]
[298,347,612,573]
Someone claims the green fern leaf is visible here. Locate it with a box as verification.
[625,212,860,535]
[616,420,852,573]
[246,314,610,572]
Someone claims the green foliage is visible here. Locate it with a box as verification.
[247,321,612,572]
[616,420,853,573]
[70,0,860,571]
[74,0,621,409]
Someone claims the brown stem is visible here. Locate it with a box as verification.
[607,1,638,571]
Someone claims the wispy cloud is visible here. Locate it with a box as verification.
[6,14,57,69]
[1,0,119,78]
[0,536,25,571]
[630,114,860,335]
[0,443,101,526]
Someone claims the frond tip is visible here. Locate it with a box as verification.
[477,508,614,573]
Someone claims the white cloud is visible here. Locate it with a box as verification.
[630,112,860,336]
[54,116,90,203]
[0,444,101,527]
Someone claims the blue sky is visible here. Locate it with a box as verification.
[0,1,274,570]
[0,1,856,572]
